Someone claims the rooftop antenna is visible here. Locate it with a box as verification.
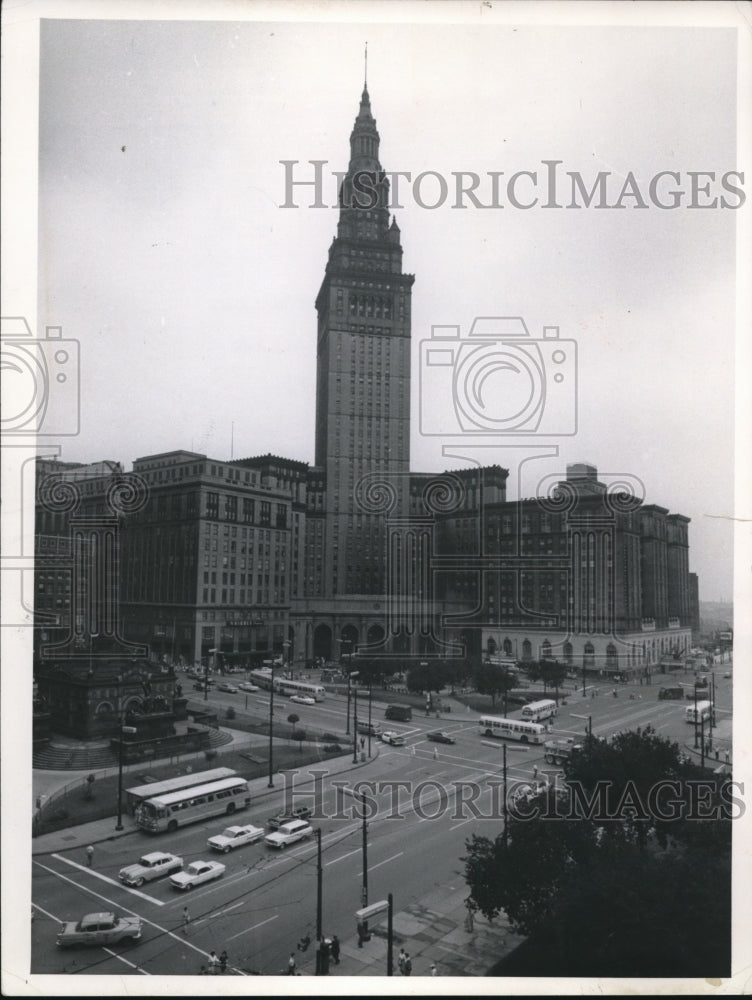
[364,41,368,86]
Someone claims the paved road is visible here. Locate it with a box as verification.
[32,664,733,975]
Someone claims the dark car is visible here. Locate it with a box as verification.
[426,730,456,744]
[267,804,313,830]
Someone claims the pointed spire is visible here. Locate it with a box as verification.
[364,41,368,87]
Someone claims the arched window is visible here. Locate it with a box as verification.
[503,638,513,656]
[563,642,573,664]
[583,642,595,668]
[541,640,552,661]
[521,639,532,662]
[486,637,498,656]
[606,643,618,668]
[95,701,114,715]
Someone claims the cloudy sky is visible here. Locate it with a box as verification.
[10,2,751,606]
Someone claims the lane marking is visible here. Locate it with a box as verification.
[225,913,279,943]
[102,945,151,974]
[357,851,403,876]
[325,847,360,867]
[51,853,164,906]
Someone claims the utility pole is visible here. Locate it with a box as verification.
[502,742,508,849]
[361,792,369,939]
[315,828,324,975]
[367,681,372,757]
[346,661,352,735]
[268,665,275,788]
[693,684,699,748]
[352,676,360,764]
[387,893,394,976]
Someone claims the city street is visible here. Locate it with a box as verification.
[31,665,733,975]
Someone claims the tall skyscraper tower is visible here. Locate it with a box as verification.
[314,83,414,599]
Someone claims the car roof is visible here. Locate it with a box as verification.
[141,852,170,862]
[81,912,115,924]
[280,819,309,831]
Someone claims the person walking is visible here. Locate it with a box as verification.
[182,906,191,934]
[219,950,228,974]
[85,845,94,868]
[433,746,438,761]
[208,951,220,975]
[430,962,438,976]
[403,952,412,975]
[330,934,340,965]
[287,952,297,975]
[398,947,407,974]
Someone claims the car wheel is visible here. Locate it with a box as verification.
[135,877,145,888]
[223,846,231,854]
[168,820,178,833]
[226,803,236,815]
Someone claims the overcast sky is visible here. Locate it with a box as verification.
[22,6,748,604]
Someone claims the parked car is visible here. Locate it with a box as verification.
[57,912,142,948]
[380,730,405,746]
[238,681,260,692]
[193,681,211,691]
[264,819,314,849]
[290,694,316,705]
[216,682,238,693]
[118,852,183,887]
[169,859,226,890]
[426,730,456,744]
[207,824,265,854]
[267,805,313,829]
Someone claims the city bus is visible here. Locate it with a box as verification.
[277,678,326,701]
[135,776,251,833]
[685,700,712,725]
[125,767,237,815]
[479,716,546,744]
[246,669,326,701]
[521,699,558,723]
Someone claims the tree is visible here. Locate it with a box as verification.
[287,713,300,735]
[291,730,306,752]
[406,662,446,695]
[463,726,732,977]
[472,662,516,710]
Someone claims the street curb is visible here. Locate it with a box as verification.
[31,747,380,854]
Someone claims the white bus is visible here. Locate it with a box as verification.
[135,776,251,834]
[685,700,712,725]
[277,678,326,701]
[125,767,237,815]
[479,716,546,744]
[521,699,558,723]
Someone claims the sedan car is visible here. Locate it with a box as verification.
[216,682,238,693]
[118,851,183,887]
[426,730,456,744]
[238,681,260,692]
[57,911,142,948]
[169,859,226,890]
[207,824,265,854]
[289,694,316,705]
[264,819,314,849]
[267,804,313,829]
[380,730,406,746]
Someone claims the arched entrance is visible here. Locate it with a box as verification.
[313,624,332,661]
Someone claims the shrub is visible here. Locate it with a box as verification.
[226,706,236,720]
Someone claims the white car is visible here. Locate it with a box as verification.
[238,682,260,692]
[381,730,406,746]
[169,859,226,890]
[57,911,142,948]
[207,824,265,854]
[119,851,183,887]
[264,819,314,849]
[289,694,316,705]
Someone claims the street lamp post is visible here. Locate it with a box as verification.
[268,662,278,788]
[571,713,592,739]
[115,717,137,831]
[367,681,373,758]
[352,676,360,764]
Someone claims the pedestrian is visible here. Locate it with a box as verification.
[433,746,438,760]
[287,952,297,975]
[398,947,407,974]
[182,906,191,934]
[533,764,538,780]
[85,845,94,868]
[208,950,220,975]
[198,965,208,976]
[430,962,438,976]
[411,744,416,756]
[715,748,720,761]
[357,920,367,948]
[330,934,340,965]
[403,952,412,975]
[219,950,228,974]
